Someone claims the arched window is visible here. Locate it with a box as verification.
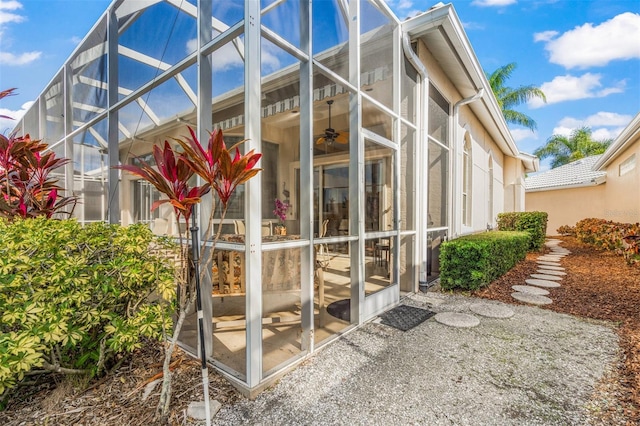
[462,134,472,226]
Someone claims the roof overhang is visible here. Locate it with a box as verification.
[593,112,640,170]
[401,3,521,159]
[518,152,540,173]
[526,175,607,193]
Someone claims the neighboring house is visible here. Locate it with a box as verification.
[10,1,537,396]
[526,112,640,234]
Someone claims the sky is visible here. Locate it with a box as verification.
[1,0,639,172]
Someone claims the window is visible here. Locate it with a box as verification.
[620,154,636,176]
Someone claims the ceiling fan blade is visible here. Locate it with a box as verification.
[316,136,327,145]
[334,132,349,144]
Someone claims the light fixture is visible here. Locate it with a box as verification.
[316,100,348,147]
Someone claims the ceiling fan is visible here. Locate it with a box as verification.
[316,100,349,146]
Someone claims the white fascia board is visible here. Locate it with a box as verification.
[518,152,540,173]
[593,113,640,171]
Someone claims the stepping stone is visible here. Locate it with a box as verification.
[525,278,561,288]
[187,400,222,420]
[512,292,553,305]
[536,269,566,276]
[512,285,550,296]
[470,303,514,319]
[537,261,561,266]
[538,265,565,271]
[530,274,563,281]
[538,256,562,261]
[434,312,480,328]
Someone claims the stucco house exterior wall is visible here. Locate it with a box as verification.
[526,113,640,234]
[595,114,640,224]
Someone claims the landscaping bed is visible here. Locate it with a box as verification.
[1,235,638,425]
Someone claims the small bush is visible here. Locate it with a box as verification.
[556,225,576,236]
[0,218,177,397]
[439,231,530,291]
[575,218,640,264]
[497,211,548,251]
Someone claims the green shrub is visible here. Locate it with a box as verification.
[439,231,530,291]
[0,218,177,397]
[497,211,548,250]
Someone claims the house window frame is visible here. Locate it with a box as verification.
[619,153,636,176]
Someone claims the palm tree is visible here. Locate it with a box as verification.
[486,63,546,131]
[534,127,612,168]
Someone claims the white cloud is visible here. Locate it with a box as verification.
[186,38,281,73]
[552,112,631,141]
[533,30,557,42]
[462,21,485,31]
[537,12,640,69]
[395,0,413,10]
[187,38,243,71]
[0,50,41,65]
[558,112,633,129]
[471,0,517,6]
[510,128,538,143]
[0,100,32,134]
[529,73,625,108]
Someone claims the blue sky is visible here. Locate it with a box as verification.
[1,0,639,172]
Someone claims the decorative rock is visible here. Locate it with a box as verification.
[187,400,222,420]
[536,269,566,276]
[434,312,480,328]
[512,285,550,296]
[511,292,553,305]
[469,303,514,318]
[525,278,561,288]
[530,274,563,281]
[537,265,565,271]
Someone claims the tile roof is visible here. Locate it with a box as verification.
[525,155,607,191]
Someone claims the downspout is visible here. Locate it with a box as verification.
[452,88,484,238]
[401,34,430,292]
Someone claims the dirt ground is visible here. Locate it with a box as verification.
[1,235,638,425]
[475,236,640,424]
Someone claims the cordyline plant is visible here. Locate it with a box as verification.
[114,126,261,420]
[0,88,77,219]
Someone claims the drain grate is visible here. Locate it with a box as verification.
[379,305,435,331]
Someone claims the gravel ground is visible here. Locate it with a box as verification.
[213,292,620,426]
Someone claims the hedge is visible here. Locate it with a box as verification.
[439,231,530,291]
[497,211,548,251]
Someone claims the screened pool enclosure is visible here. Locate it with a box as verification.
[11,0,536,394]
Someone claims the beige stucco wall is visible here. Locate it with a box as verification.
[526,127,640,235]
[601,142,640,224]
[526,184,607,235]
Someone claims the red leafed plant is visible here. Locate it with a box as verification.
[114,126,261,419]
[0,88,77,220]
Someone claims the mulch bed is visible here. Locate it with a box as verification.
[474,236,640,424]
